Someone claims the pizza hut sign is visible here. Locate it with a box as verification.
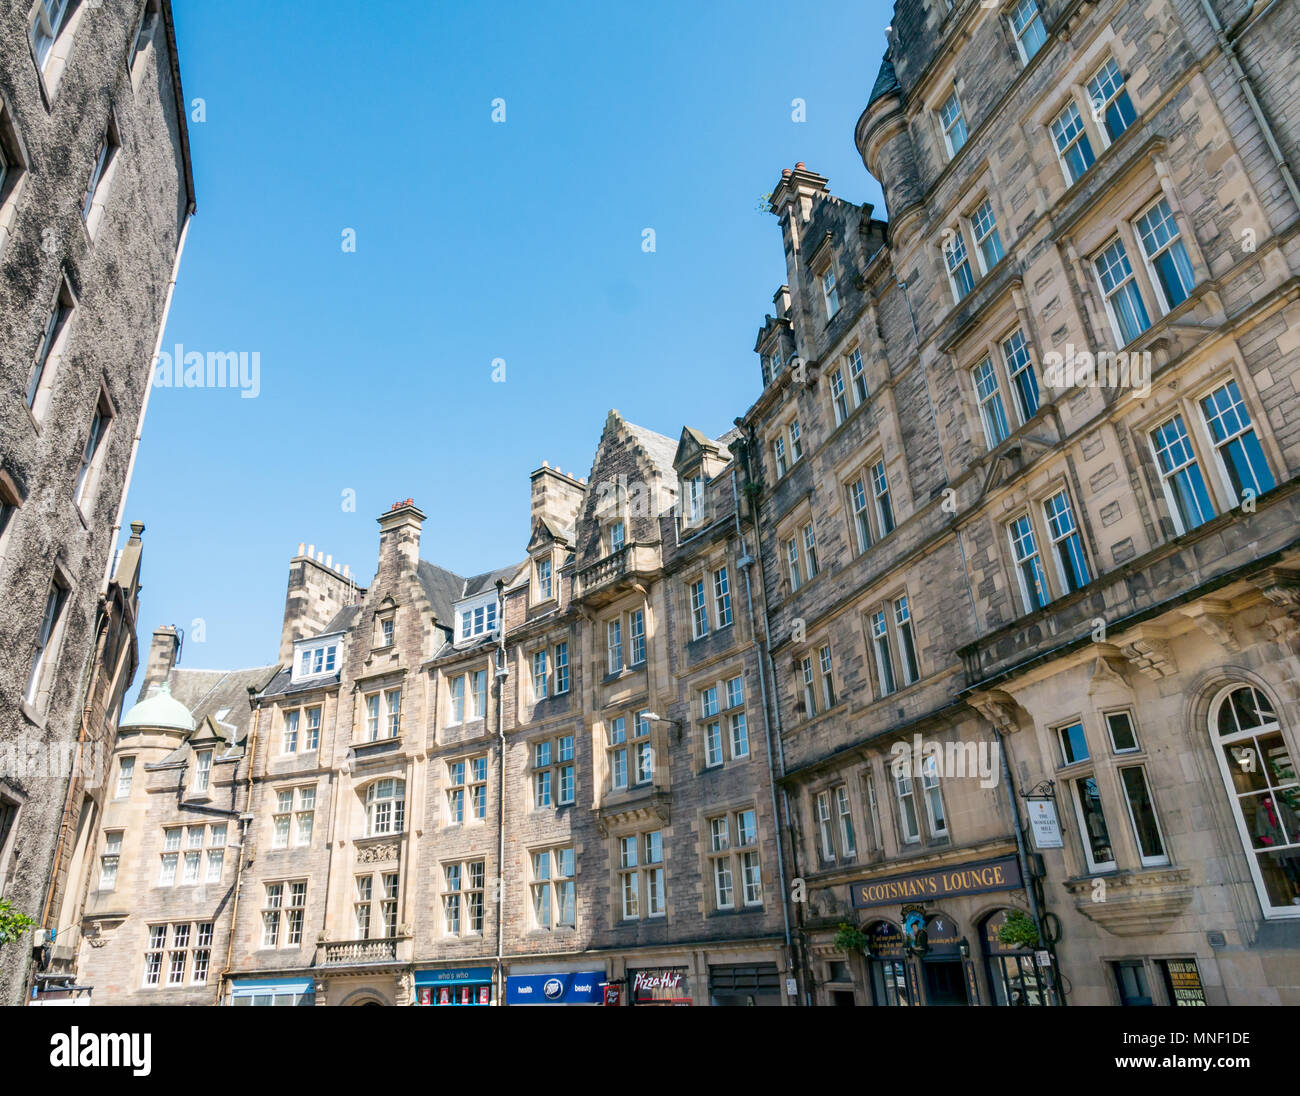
[633,970,682,992]
[630,968,691,1004]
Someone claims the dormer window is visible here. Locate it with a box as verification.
[536,557,553,600]
[762,349,785,387]
[193,750,212,795]
[294,637,340,682]
[455,595,499,645]
[682,474,704,527]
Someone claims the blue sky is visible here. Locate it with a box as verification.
[128,0,892,671]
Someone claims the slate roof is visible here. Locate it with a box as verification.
[624,419,680,479]
[867,49,900,107]
[416,559,466,623]
[715,426,743,450]
[156,665,278,746]
[256,666,343,701]
[321,604,361,634]
[461,562,524,599]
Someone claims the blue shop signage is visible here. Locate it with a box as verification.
[506,971,604,1005]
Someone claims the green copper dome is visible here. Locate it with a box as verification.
[119,682,196,733]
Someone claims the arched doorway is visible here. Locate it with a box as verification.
[981,909,1046,1006]
[863,920,912,1006]
[919,914,968,1006]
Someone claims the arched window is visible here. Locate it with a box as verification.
[365,779,406,837]
[863,920,912,1006]
[982,909,1047,1006]
[1210,684,1300,915]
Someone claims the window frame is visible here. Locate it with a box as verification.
[938,87,968,160]
[1007,0,1047,65]
[1049,98,1095,187]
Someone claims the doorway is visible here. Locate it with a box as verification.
[922,959,969,1006]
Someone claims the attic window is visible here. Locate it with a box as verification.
[682,473,704,527]
[295,640,339,680]
[456,597,499,644]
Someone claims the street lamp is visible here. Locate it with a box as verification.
[642,712,682,741]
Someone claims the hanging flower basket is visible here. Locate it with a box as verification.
[832,922,868,954]
[995,909,1041,950]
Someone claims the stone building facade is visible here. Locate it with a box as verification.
[49,0,1300,1007]
[739,0,1300,1005]
[0,0,193,1006]
[73,442,794,1006]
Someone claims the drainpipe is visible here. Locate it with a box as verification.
[102,215,191,593]
[993,723,1062,1006]
[732,425,812,1005]
[1195,0,1300,216]
[730,465,795,988]
[493,578,508,1006]
[215,695,261,1004]
[37,606,112,951]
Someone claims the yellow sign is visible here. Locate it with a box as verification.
[851,856,1022,909]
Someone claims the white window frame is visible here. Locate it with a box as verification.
[938,88,968,159]
[712,566,732,629]
[1050,99,1095,187]
[1007,513,1051,612]
[821,267,840,319]
[1149,413,1216,534]
[1008,0,1047,64]
[1198,379,1275,506]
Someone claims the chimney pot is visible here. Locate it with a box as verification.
[325,554,333,568]
[781,168,792,178]
[307,544,315,557]
[298,542,306,556]
[795,161,805,170]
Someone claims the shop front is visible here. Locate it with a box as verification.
[846,852,1040,1006]
[917,913,968,1005]
[413,966,493,1006]
[628,967,692,1005]
[982,908,1049,1006]
[227,977,316,1006]
[707,963,781,1006]
[863,920,913,1005]
[505,970,604,1006]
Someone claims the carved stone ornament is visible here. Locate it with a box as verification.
[356,842,398,864]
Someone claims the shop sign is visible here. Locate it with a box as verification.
[415,966,494,985]
[864,920,906,958]
[923,915,962,956]
[1027,799,1064,849]
[1164,959,1207,1006]
[850,855,1022,908]
[603,985,622,1006]
[630,968,691,1005]
[506,972,604,1005]
[414,966,493,1005]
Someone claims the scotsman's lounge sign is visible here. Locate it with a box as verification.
[850,855,1022,909]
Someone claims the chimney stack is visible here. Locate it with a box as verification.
[530,465,586,541]
[278,544,360,664]
[376,500,425,575]
[140,626,181,700]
